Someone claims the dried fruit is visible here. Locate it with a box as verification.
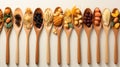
[112,9,119,17]
[34,12,43,28]
[83,8,92,27]
[15,14,21,27]
[114,23,120,29]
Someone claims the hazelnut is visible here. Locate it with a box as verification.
[113,17,118,23]
[5,8,11,14]
[94,20,100,26]
[95,12,101,17]
[6,18,11,23]
[95,7,100,12]
[95,17,101,21]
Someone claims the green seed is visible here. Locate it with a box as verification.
[68,23,73,28]
[6,22,12,28]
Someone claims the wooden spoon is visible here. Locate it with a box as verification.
[23,8,33,65]
[94,24,101,64]
[72,8,82,64]
[4,7,13,65]
[53,7,63,65]
[102,8,111,64]
[112,28,118,64]
[93,8,102,64]
[64,27,72,65]
[0,9,4,32]
[33,8,43,64]
[103,25,110,64]
[84,25,92,64]
[83,8,92,64]
[74,25,82,64]
[44,8,53,65]
[111,8,119,64]
[13,8,23,65]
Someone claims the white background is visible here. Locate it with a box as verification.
[0,0,120,67]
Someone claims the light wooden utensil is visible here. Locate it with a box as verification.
[112,28,118,64]
[44,8,53,65]
[45,23,52,65]
[103,24,110,64]
[74,25,82,64]
[84,25,92,64]
[33,8,43,64]
[13,8,23,65]
[4,7,13,65]
[0,9,4,32]
[94,24,101,64]
[64,27,72,65]
[23,9,33,65]
[54,7,63,65]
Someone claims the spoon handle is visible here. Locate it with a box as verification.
[96,33,100,64]
[77,34,81,64]
[57,34,61,65]
[35,35,39,64]
[26,35,29,65]
[105,31,109,64]
[6,34,10,65]
[47,33,50,65]
[16,34,19,65]
[87,36,91,64]
[67,36,70,65]
[114,33,118,64]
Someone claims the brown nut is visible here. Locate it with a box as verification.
[53,16,62,26]
[5,8,11,14]
[95,12,101,17]
[94,20,100,26]
[113,17,118,23]
[95,7,100,12]
[95,17,101,21]
[6,18,11,23]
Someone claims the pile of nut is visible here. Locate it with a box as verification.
[102,9,111,26]
[4,7,13,28]
[93,8,101,26]
[72,6,82,26]
[111,8,120,29]
[63,8,73,29]
[23,8,33,29]
[53,7,63,26]
[43,8,53,26]
[0,10,3,25]
[53,7,63,34]
[83,8,92,27]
